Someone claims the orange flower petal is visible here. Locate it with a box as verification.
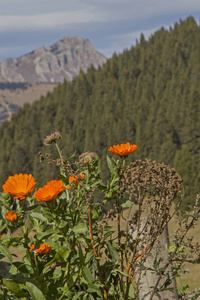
[3,174,36,200]
[108,142,138,157]
[69,176,75,183]
[34,180,65,201]
[36,244,52,255]
[30,244,35,251]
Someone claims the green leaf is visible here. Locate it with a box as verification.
[73,223,88,234]
[110,172,119,186]
[36,229,59,240]
[83,293,89,300]
[58,191,67,200]
[106,155,114,173]
[97,183,107,192]
[43,248,72,272]
[128,284,136,298]
[104,230,114,239]
[24,204,40,211]
[0,243,12,263]
[104,225,113,231]
[65,150,76,163]
[85,250,95,264]
[97,159,101,174]
[111,269,128,277]
[87,283,103,295]
[72,291,85,300]
[29,212,48,222]
[55,248,72,261]
[107,242,119,261]
[121,200,132,208]
[25,282,46,300]
[3,279,28,298]
[82,266,93,283]
[79,244,85,266]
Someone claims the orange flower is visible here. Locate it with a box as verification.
[5,211,18,222]
[36,244,52,255]
[34,180,65,201]
[69,176,75,183]
[108,142,139,158]
[1,233,6,238]
[67,185,71,189]
[69,175,80,186]
[30,244,35,251]
[80,174,85,179]
[3,174,36,200]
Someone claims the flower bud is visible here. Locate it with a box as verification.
[5,211,18,223]
[80,173,85,179]
[43,130,62,145]
[79,151,96,164]
[1,192,10,200]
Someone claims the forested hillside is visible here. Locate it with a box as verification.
[0,17,199,210]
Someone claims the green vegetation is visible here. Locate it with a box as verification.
[0,138,200,299]
[0,17,199,210]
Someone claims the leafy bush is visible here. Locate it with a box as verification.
[0,132,199,299]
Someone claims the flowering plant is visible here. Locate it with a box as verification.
[0,133,199,299]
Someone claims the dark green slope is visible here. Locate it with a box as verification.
[0,17,199,209]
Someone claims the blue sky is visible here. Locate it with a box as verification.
[0,0,199,62]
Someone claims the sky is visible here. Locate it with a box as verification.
[0,0,199,62]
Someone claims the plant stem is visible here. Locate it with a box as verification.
[149,207,200,300]
[125,237,148,299]
[87,199,106,299]
[116,200,125,297]
[55,143,63,161]
[127,236,139,275]
[0,223,7,233]
[34,253,40,283]
[117,158,126,297]
[55,142,65,172]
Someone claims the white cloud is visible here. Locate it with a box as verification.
[0,10,97,33]
[0,0,199,62]
[0,0,199,33]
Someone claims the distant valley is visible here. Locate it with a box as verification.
[0,83,57,122]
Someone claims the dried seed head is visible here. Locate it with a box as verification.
[79,151,96,164]
[43,130,62,145]
[121,159,184,256]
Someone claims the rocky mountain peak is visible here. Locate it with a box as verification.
[0,36,107,84]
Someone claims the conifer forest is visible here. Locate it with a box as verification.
[0,17,199,211]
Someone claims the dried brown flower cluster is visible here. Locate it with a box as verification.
[119,159,184,262]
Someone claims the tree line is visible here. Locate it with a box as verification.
[0,17,199,210]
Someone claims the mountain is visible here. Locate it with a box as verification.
[0,36,106,122]
[0,17,199,210]
[0,36,107,83]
